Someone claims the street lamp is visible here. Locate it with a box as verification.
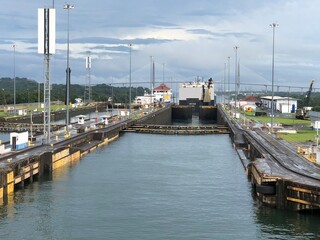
[224,62,226,104]
[227,56,230,103]
[64,3,74,131]
[162,63,165,84]
[13,44,16,115]
[38,81,40,110]
[234,46,239,118]
[270,22,278,133]
[129,43,132,116]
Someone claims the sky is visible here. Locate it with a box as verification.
[1,0,320,92]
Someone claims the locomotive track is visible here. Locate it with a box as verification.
[244,128,320,183]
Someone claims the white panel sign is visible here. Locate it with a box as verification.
[49,9,56,54]
[38,9,44,54]
[86,56,92,69]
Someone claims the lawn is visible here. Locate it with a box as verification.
[246,113,310,126]
[277,129,318,143]
[243,111,314,143]
[0,104,68,118]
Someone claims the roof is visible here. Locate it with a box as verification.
[240,96,260,102]
[154,83,171,91]
[260,96,297,101]
[76,115,87,118]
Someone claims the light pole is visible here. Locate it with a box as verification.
[234,46,239,118]
[129,43,132,116]
[38,81,40,110]
[270,22,278,133]
[64,3,74,131]
[13,44,16,115]
[111,77,114,115]
[163,63,165,84]
[2,89,5,111]
[224,62,226,104]
[227,56,230,103]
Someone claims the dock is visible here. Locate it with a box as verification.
[217,104,320,211]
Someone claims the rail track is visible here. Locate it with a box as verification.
[244,128,320,183]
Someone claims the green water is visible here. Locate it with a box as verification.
[0,134,319,239]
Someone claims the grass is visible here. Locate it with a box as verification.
[277,129,317,143]
[239,110,314,143]
[0,104,73,118]
[245,113,309,126]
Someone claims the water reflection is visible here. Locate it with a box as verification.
[255,203,320,239]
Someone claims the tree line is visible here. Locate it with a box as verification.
[0,77,148,105]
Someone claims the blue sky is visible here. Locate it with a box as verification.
[1,0,320,92]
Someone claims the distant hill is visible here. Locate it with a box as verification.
[0,77,147,105]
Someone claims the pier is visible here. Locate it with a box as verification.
[217,104,320,212]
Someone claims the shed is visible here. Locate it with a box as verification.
[100,115,109,125]
[76,115,86,124]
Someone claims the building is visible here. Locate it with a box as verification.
[239,96,260,111]
[134,84,172,107]
[153,83,172,103]
[309,111,320,129]
[134,92,156,106]
[260,96,297,113]
[6,107,28,116]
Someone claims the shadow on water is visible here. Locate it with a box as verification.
[252,193,320,239]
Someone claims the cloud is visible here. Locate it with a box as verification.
[0,0,320,92]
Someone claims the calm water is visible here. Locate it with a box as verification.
[0,134,319,240]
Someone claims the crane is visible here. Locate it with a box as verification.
[295,80,314,119]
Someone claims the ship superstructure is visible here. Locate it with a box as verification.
[179,78,215,108]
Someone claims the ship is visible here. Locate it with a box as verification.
[179,78,215,112]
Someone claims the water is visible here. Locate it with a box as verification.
[0,134,319,240]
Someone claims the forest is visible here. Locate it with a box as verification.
[0,77,147,105]
[1,77,320,111]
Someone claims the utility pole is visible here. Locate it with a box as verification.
[234,46,239,118]
[64,3,74,134]
[129,43,132,116]
[228,56,230,103]
[13,44,17,115]
[270,22,279,133]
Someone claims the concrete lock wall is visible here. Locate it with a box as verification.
[138,107,172,125]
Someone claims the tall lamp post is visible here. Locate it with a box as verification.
[64,3,74,132]
[13,44,16,115]
[129,43,132,116]
[227,56,230,103]
[270,22,278,133]
[234,46,239,118]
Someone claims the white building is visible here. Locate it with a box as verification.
[134,93,156,106]
[134,83,172,107]
[153,83,172,103]
[309,111,320,128]
[260,96,297,113]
